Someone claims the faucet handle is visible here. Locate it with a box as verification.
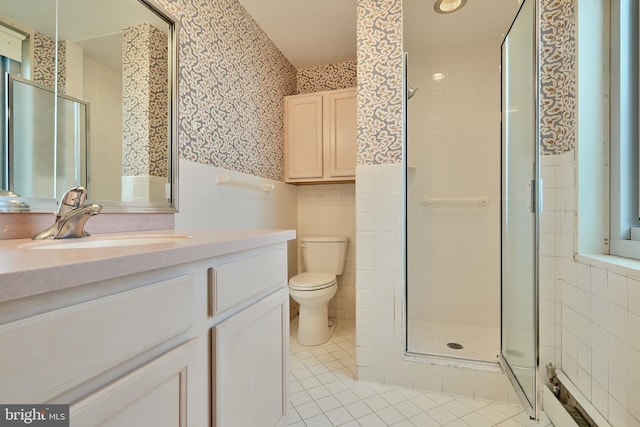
[56,186,88,219]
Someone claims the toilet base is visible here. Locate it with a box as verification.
[297,302,334,346]
[289,281,337,347]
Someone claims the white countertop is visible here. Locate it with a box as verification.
[0,229,296,303]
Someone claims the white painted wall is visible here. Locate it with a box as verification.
[83,58,122,201]
[175,159,299,281]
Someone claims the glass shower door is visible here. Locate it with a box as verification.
[500,0,539,419]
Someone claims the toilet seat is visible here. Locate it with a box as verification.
[289,273,336,291]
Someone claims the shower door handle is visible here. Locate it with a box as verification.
[529,179,543,213]
[530,180,535,213]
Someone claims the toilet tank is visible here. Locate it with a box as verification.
[301,236,349,275]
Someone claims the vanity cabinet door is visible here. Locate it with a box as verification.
[70,339,198,427]
[212,287,289,427]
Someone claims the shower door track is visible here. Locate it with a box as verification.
[404,351,503,373]
[498,353,535,417]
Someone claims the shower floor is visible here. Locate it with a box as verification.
[407,319,500,363]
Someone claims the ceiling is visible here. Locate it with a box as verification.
[237,0,357,70]
[3,0,522,74]
[239,0,522,70]
[404,0,522,50]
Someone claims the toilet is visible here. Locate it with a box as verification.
[289,236,349,346]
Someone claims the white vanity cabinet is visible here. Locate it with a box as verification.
[0,272,205,426]
[209,249,289,427]
[71,339,198,427]
[213,289,288,427]
[0,233,293,427]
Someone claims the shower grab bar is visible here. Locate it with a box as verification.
[216,174,275,192]
[420,195,489,206]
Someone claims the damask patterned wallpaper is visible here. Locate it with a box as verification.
[32,32,67,93]
[156,0,297,182]
[122,23,168,178]
[33,0,575,180]
[540,0,577,154]
[355,0,577,165]
[297,60,357,94]
[32,0,296,182]
[356,0,403,165]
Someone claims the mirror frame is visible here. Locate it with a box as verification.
[2,0,179,214]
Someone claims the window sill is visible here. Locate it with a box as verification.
[575,253,640,278]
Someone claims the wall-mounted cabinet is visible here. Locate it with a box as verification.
[285,87,357,183]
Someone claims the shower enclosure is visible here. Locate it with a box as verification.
[499,0,540,418]
[404,0,540,417]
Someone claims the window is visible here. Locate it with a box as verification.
[610,0,640,259]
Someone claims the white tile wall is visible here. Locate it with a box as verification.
[547,150,640,426]
[355,164,515,403]
[297,184,356,320]
[405,42,501,355]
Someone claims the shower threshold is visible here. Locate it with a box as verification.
[404,351,502,373]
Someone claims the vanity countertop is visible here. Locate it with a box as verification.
[0,229,296,303]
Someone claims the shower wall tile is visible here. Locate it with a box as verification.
[405,42,501,338]
[297,184,356,320]
[354,164,513,402]
[630,278,640,316]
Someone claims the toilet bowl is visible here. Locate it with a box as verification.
[289,237,348,346]
[289,273,337,346]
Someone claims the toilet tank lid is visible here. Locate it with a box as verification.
[300,236,348,243]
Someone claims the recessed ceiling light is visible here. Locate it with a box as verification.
[434,0,468,14]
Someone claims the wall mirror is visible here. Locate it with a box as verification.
[0,0,177,213]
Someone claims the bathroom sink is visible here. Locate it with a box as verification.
[24,234,192,250]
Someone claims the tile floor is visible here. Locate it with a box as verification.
[287,318,554,427]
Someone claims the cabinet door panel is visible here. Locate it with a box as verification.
[213,288,288,427]
[328,89,357,178]
[71,339,196,427]
[285,94,323,180]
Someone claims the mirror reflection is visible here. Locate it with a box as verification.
[1,0,176,212]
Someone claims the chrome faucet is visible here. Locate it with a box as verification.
[33,186,103,240]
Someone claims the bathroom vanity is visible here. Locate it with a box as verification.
[0,229,295,427]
